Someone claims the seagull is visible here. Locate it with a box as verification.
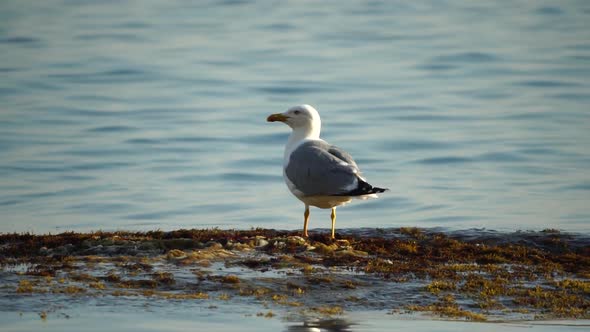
[267,104,387,239]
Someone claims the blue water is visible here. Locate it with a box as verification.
[1,0,589,233]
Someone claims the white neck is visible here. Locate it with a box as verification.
[284,126,321,162]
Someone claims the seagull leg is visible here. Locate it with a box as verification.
[330,208,336,239]
[303,205,310,238]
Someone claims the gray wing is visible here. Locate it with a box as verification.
[327,145,359,170]
[285,141,360,196]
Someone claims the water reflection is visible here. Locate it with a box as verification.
[286,319,354,332]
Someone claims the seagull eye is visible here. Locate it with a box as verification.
[294,110,301,115]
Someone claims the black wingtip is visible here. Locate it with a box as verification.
[335,180,388,196]
[371,187,388,194]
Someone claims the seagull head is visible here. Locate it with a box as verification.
[267,104,321,138]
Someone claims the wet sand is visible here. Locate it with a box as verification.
[1,228,588,331]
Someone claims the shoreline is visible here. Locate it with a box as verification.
[1,227,588,327]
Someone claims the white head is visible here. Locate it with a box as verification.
[267,104,321,139]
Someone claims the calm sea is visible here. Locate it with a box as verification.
[1,0,589,234]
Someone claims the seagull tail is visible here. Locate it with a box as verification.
[371,186,388,194]
[336,179,389,197]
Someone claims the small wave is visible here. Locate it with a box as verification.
[0,199,22,206]
[125,138,161,145]
[417,63,457,71]
[414,156,473,165]
[551,93,590,101]
[559,183,590,191]
[256,85,330,95]
[0,36,41,44]
[68,202,133,213]
[475,152,528,163]
[87,125,138,133]
[70,161,134,171]
[170,174,212,183]
[221,172,281,182]
[535,6,564,16]
[61,148,139,157]
[431,51,500,64]
[75,33,146,42]
[515,80,581,88]
[392,114,477,122]
[247,132,288,145]
[381,139,456,151]
[48,68,151,84]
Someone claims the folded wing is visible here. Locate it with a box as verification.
[285,141,360,196]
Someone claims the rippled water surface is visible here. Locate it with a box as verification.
[1,0,590,233]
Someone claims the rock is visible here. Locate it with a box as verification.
[231,243,252,251]
[287,236,307,246]
[166,249,188,260]
[255,238,269,248]
[206,242,223,250]
[39,247,49,255]
[52,243,74,256]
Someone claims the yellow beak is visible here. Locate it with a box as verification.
[267,113,289,122]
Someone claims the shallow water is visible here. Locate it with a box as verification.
[1,2,590,233]
[2,311,590,332]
